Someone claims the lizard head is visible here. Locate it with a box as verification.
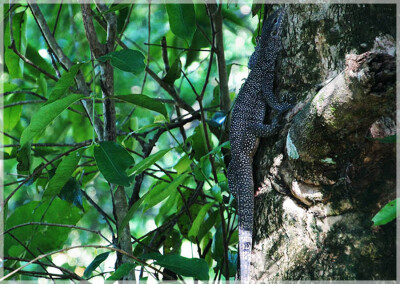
[259,7,286,70]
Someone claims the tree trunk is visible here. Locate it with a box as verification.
[252,4,396,280]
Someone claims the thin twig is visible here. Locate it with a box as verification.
[52,2,63,36]
[2,90,46,100]
[144,42,211,52]
[81,189,116,240]
[3,222,112,244]
[2,100,43,108]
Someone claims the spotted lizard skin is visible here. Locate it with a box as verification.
[227,8,291,283]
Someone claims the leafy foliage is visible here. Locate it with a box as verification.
[2,2,254,282]
[5,200,84,257]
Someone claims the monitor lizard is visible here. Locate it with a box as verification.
[227,7,292,282]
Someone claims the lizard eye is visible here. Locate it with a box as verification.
[273,18,278,24]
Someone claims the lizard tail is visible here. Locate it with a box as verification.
[228,159,254,283]
[237,173,254,283]
[239,228,253,283]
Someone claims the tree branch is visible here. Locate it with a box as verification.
[28,3,104,141]
[209,4,230,113]
[80,4,134,280]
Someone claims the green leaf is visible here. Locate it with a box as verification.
[84,252,110,278]
[188,202,214,240]
[210,184,223,203]
[25,44,53,77]
[46,64,83,104]
[98,49,145,74]
[211,225,224,261]
[155,187,180,225]
[205,141,230,157]
[141,253,209,280]
[166,4,196,44]
[58,177,84,211]
[82,165,99,186]
[173,155,192,174]
[193,156,211,181]
[227,251,238,277]
[69,105,92,142]
[128,148,171,176]
[3,82,20,131]
[106,263,136,281]
[115,94,168,118]
[189,124,212,161]
[4,92,23,131]
[117,194,146,236]
[197,209,219,242]
[16,143,31,173]
[93,141,134,187]
[36,75,47,98]
[228,230,238,245]
[372,198,399,226]
[20,94,85,148]
[143,173,189,210]
[116,4,130,34]
[44,149,83,198]
[4,11,27,78]
[185,28,208,68]
[185,5,211,67]
[163,57,182,85]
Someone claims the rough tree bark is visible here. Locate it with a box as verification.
[252,5,396,280]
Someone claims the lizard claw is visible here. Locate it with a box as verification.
[271,116,282,130]
[275,102,294,113]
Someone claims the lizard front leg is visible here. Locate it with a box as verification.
[248,119,280,138]
[262,84,293,113]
